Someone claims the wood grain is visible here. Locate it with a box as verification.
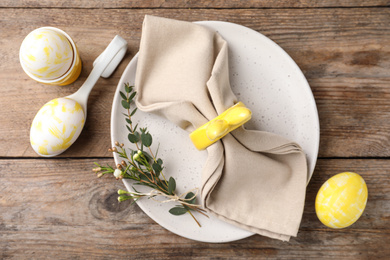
[1,0,389,8]
[0,158,389,259]
[0,8,389,158]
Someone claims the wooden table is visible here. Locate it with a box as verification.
[1,1,389,259]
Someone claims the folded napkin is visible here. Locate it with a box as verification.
[135,15,308,241]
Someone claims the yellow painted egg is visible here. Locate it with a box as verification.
[30,98,85,157]
[315,172,368,229]
[20,27,74,80]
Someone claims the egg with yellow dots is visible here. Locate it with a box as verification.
[30,98,85,157]
[20,27,74,80]
[315,172,368,229]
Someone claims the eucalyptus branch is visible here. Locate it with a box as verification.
[93,83,208,227]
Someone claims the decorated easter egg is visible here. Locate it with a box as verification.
[20,27,74,80]
[30,98,85,157]
[315,172,368,229]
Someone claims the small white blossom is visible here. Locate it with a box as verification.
[113,169,122,178]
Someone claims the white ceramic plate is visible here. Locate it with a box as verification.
[111,21,320,243]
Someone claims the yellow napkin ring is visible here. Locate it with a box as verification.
[190,102,252,150]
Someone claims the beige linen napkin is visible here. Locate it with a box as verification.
[135,15,308,241]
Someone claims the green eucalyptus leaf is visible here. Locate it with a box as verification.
[169,206,187,216]
[157,158,163,165]
[130,108,137,116]
[185,192,196,204]
[128,133,139,143]
[125,118,131,124]
[120,91,127,100]
[121,100,130,109]
[168,177,176,195]
[125,84,131,93]
[129,91,136,100]
[141,132,153,147]
[126,125,132,132]
[152,162,162,174]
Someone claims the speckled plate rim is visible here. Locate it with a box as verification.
[111,21,320,243]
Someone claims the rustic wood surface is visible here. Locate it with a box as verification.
[1,0,390,8]
[1,2,389,259]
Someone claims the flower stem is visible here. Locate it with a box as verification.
[187,209,201,227]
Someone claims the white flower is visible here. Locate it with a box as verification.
[132,153,139,161]
[113,169,122,178]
